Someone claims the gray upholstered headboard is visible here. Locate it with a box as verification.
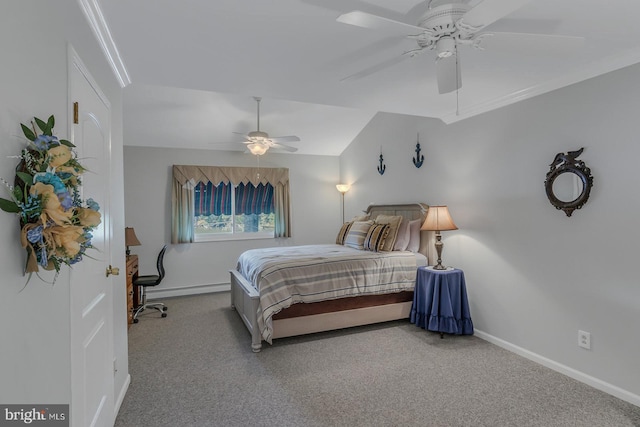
[364,203,433,264]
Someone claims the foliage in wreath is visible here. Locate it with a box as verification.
[0,115,101,276]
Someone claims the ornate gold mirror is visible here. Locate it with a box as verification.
[544,148,593,217]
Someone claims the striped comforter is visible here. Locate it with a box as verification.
[236,244,420,343]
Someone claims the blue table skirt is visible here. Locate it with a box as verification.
[410,267,474,335]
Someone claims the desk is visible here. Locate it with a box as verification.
[410,267,474,337]
[126,255,139,326]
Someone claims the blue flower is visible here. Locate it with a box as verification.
[33,134,60,150]
[59,191,74,210]
[34,172,66,194]
[86,198,100,212]
[20,194,42,223]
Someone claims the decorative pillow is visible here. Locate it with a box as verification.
[364,223,390,252]
[393,217,410,251]
[344,220,374,250]
[406,218,422,253]
[374,215,403,252]
[335,221,353,245]
[351,214,370,222]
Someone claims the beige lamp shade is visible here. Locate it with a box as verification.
[421,206,458,231]
[421,206,457,270]
[336,184,350,194]
[125,227,141,256]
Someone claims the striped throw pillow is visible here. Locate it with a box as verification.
[344,221,374,250]
[364,223,390,252]
[335,221,353,245]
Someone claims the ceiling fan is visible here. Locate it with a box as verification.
[336,0,583,94]
[233,97,301,155]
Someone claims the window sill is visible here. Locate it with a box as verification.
[194,232,275,243]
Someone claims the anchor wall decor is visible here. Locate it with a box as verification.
[413,133,424,168]
[377,150,386,175]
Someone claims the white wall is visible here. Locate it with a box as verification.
[0,0,128,411]
[340,66,640,403]
[123,146,340,296]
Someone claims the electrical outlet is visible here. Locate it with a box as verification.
[578,330,591,350]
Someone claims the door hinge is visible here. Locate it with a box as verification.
[73,102,79,124]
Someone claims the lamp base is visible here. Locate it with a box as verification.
[432,263,447,270]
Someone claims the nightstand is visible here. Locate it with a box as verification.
[410,266,474,337]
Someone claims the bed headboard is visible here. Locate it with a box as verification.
[364,203,434,263]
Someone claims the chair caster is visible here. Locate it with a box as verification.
[161,312,167,318]
[162,307,168,311]
[133,318,139,323]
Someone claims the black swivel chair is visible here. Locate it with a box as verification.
[133,245,168,323]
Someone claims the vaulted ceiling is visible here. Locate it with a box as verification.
[97,0,640,155]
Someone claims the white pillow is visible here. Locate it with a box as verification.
[393,218,410,251]
[406,218,422,253]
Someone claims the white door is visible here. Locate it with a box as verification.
[68,46,115,427]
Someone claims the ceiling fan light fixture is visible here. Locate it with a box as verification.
[247,142,268,156]
[436,36,456,58]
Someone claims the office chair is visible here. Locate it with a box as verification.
[133,245,168,323]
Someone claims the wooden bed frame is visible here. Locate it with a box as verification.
[230,203,433,352]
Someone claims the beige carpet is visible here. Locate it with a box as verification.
[115,292,640,427]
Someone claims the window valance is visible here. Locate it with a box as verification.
[172,165,289,187]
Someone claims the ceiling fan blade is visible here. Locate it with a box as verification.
[269,135,300,143]
[337,10,426,37]
[270,143,298,153]
[477,32,584,54]
[436,53,461,95]
[461,0,534,32]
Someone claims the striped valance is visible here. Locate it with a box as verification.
[194,182,232,216]
[194,182,274,216]
[236,182,274,215]
[172,165,289,187]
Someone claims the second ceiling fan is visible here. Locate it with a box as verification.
[234,97,301,155]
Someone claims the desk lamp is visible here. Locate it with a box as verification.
[125,227,141,257]
[421,206,458,270]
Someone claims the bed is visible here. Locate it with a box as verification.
[230,203,433,352]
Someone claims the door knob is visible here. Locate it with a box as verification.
[106,265,120,277]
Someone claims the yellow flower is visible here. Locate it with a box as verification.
[76,207,101,227]
[30,182,73,226]
[48,145,72,168]
[50,225,84,258]
[56,165,79,176]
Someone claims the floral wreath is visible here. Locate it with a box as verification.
[0,115,101,280]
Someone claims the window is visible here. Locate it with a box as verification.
[194,181,275,241]
[171,165,290,244]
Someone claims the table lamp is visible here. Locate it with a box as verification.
[336,184,350,223]
[420,206,458,270]
[125,227,141,256]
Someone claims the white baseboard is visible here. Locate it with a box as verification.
[146,282,230,299]
[474,329,640,408]
[113,374,130,421]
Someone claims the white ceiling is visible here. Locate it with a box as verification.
[98,0,640,155]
